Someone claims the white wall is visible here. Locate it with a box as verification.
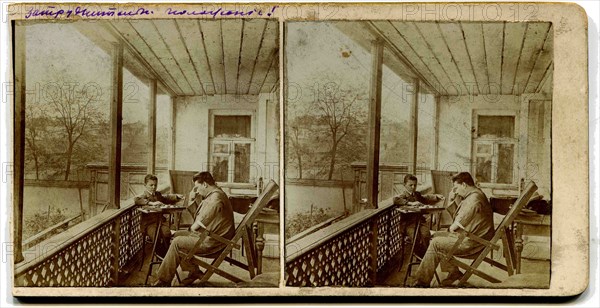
[437,94,551,197]
[173,93,279,184]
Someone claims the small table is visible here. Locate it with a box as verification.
[137,205,187,285]
[395,202,446,286]
[254,208,279,275]
[513,214,551,274]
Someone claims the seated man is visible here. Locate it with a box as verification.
[410,172,494,287]
[134,174,183,257]
[394,174,444,256]
[153,171,235,287]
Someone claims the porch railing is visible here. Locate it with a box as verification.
[285,198,405,286]
[14,190,149,287]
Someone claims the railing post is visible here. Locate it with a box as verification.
[112,217,121,286]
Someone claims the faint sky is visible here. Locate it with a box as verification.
[285,21,437,126]
[25,21,158,125]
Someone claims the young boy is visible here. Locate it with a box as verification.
[135,174,183,257]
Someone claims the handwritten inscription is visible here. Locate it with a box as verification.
[24,5,279,20]
[25,6,153,19]
[166,6,279,18]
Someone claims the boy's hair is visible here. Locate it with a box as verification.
[144,174,158,184]
[403,174,418,184]
[451,172,475,187]
[193,171,216,186]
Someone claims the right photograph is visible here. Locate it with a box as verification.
[284,21,552,288]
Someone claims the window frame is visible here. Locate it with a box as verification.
[471,109,520,188]
[208,110,256,185]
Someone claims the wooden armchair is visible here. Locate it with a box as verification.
[440,181,538,286]
[181,180,279,284]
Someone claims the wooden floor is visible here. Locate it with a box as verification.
[120,242,280,287]
[381,235,551,288]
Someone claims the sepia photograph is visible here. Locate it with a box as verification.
[284,20,552,288]
[2,1,593,300]
[11,17,281,288]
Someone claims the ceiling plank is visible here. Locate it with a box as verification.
[500,22,527,94]
[238,19,267,95]
[109,20,183,96]
[414,22,466,95]
[201,21,226,95]
[525,25,553,94]
[482,23,504,95]
[461,23,489,95]
[438,22,479,95]
[221,20,244,94]
[250,20,279,95]
[514,23,551,95]
[260,50,279,93]
[153,20,203,96]
[536,62,553,95]
[176,19,215,95]
[391,21,456,95]
[368,21,442,95]
[128,20,194,95]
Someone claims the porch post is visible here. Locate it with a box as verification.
[409,79,420,175]
[366,39,384,286]
[171,96,176,170]
[108,42,123,209]
[433,95,440,170]
[13,21,25,263]
[148,79,157,174]
[366,39,384,210]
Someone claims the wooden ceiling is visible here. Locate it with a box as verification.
[334,21,553,96]
[77,19,279,97]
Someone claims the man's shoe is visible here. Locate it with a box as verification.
[152,279,170,287]
[406,276,430,288]
[440,270,463,287]
[180,270,203,286]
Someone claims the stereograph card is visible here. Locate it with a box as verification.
[2,1,590,298]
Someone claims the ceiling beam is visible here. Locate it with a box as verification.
[363,21,441,96]
[102,22,178,97]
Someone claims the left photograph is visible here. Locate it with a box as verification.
[12,18,280,287]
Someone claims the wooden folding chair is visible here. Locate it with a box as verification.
[440,181,537,287]
[430,170,455,231]
[181,180,279,284]
[169,170,197,230]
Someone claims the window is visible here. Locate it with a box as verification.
[472,111,518,186]
[209,113,254,184]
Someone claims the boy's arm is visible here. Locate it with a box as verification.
[421,193,442,205]
[158,192,182,205]
[393,191,411,205]
[134,194,150,205]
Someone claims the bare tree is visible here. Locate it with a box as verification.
[311,82,366,180]
[45,80,102,180]
[288,124,304,179]
[286,113,318,180]
[24,104,50,179]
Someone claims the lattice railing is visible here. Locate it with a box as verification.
[15,201,144,287]
[285,200,406,287]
